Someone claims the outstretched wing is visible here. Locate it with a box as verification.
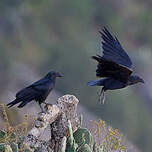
[100,27,132,69]
[92,55,132,83]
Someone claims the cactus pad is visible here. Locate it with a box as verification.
[73,128,92,147]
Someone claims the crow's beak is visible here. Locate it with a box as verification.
[140,79,145,84]
[56,72,63,77]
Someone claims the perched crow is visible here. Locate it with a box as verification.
[88,27,144,103]
[7,71,63,112]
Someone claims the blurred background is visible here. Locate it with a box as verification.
[0,0,152,151]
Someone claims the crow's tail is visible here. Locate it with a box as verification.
[18,100,30,108]
[87,79,105,86]
[7,99,21,108]
[17,95,35,108]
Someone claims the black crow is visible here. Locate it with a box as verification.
[88,27,144,103]
[7,71,63,112]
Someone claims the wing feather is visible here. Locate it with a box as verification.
[100,27,132,68]
[92,55,132,83]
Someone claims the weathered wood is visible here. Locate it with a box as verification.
[24,95,79,152]
[49,95,80,151]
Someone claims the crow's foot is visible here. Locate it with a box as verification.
[44,102,53,106]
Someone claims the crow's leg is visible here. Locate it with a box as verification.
[39,103,46,113]
[99,88,105,104]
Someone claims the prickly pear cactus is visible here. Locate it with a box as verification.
[73,128,92,147]
[64,120,94,152]
[66,121,78,152]
[0,143,5,152]
[0,129,31,152]
[73,128,93,152]
[10,143,18,152]
[93,143,105,152]
[59,136,67,152]
[0,130,6,142]
[78,144,92,152]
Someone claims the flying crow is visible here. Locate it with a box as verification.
[88,27,144,103]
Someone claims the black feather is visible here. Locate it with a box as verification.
[99,27,132,68]
[88,27,144,103]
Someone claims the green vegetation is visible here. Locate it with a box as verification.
[0,104,30,152]
[60,120,126,152]
[1,104,126,152]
